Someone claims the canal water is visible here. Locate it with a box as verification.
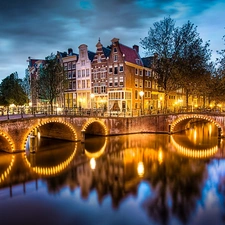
[0,122,225,225]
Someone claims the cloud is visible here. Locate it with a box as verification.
[0,0,224,80]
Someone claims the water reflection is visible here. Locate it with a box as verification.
[0,122,225,225]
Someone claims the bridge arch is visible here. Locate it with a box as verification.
[81,118,108,136]
[22,119,77,151]
[170,114,223,136]
[0,131,15,152]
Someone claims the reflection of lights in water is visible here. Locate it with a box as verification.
[158,149,163,164]
[23,143,77,176]
[137,161,144,177]
[0,155,15,183]
[209,124,212,136]
[90,158,96,170]
[85,137,107,159]
[194,129,197,144]
[171,136,218,158]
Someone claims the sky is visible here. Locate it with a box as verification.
[0,0,225,81]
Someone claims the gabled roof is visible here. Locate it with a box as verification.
[88,51,95,61]
[102,47,111,58]
[118,43,143,66]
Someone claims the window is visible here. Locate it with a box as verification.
[101,86,106,93]
[109,77,113,87]
[81,60,85,66]
[64,63,68,71]
[109,67,112,73]
[72,71,76,78]
[119,77,123,86]
[82,70,85,77]
[82,80,85,88]
[78,80,81,89]
[139,79,143,88]
[114,47,117,53]
[87,80,90,88]
[69,81,72,89]
[72,81,76,90]
[72,62,76,69]
[68,71,72,79]
[114,77,118,86]
[135,68,138,75]
[94,86,98,94]
[139,70,143,76]
[119,65,123,72]
[86,69,89,77]
[135,78,138,87]
[68,62,71,70]
[114,66,118,74]
[78,70,81,78]
[114,55,118,62]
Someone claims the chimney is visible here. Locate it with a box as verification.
[68,48,73,55]
[133,45,139,53]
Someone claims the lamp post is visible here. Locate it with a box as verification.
[139,91,144,115]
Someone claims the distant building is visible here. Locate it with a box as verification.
[91,38,111,110]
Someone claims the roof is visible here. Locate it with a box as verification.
[141,56,154,68]
[102,47,111,58]
[88,51,96,61]
[118,43,143,66]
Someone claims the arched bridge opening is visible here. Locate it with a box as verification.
[24,120,77,153]
[81,119,108,143]
[170,114,222,137]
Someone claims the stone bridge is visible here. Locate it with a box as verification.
[0,112,224,153]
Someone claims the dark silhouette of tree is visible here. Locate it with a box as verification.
[0,72,28,106]
[140,17,212,111]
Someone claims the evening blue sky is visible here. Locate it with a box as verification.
[0,0,225,81]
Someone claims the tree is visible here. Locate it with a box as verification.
[0,72,28,106]
[174,21,212,109]
[37,53,66,113]
[140,17,212,111]
[141,17,180,111]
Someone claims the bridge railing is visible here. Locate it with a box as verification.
[0,107,223,121]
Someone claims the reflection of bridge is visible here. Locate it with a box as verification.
[1,132,225,201]
[0,112,225,152]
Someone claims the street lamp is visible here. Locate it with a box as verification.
[139,91,144,115]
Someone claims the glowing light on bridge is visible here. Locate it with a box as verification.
[23,143,77,176]
[170,114,223,137]
[22,119,78,151]
[82,118,108,135]
[0,155,15,183]
[0,131,15,152]
[170,136,218,158]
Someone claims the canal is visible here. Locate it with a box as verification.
[0,122,225,225]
